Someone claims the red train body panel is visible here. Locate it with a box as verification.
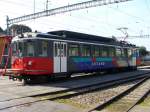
[12,57,53,75]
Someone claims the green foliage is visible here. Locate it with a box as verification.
[0,27,3,32]
[139,46,148,56]
[9,24,32,35]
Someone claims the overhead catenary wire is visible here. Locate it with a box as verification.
[7,0,133,25]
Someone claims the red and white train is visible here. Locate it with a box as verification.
[8,30,141,83]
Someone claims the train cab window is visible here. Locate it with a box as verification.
[38,41,48,57]
[69,44,79,56]
[116,48,122,57]
[101,46,108,57]
[18,42,23,57]
[12,42,17,56]
[93,46,99,57]
[25,41,35,57]
[81,45,90,56]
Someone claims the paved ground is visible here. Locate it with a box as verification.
[0,97,82,112]
[0,69,149,112]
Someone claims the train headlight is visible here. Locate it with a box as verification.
[28,61,32,66]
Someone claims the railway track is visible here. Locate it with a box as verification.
[0,70,147,102]
[0,72,149,111]
[87,76,150,112]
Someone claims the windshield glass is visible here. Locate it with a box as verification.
[12,41,24,57]
[24,40,35,57]
[12,39,49,57]
[12,40,35,57]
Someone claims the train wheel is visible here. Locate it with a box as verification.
[22,77,32,85]
[22,79,28,85]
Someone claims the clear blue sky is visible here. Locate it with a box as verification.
[0,0,150,50]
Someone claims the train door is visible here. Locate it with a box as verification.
[53,42,67,73]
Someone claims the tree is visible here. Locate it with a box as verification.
[0,27,5,34]
[0,27,3,32]
[139,46,148,57]
[9,24,32,36]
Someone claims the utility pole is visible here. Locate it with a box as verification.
[46,0,49,11]
[46,0,50,15]
[6,16,10,35]
[34,0,35,13]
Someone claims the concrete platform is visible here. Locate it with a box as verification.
[0,98,82,112]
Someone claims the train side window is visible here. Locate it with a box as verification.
[81,45,90,56]
[93,46,99,57]
[128,49,132,58]
[108,47,115,57]
[116,48,122,57]
[101,46,108,57]
[69,44,79,56]
[123,48,128,57]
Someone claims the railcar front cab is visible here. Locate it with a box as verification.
[10,34,53,83]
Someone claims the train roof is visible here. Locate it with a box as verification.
[48,30,115,43]
[12,31,137,48]
[47,30,137,47]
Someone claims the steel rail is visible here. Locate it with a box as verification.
[86,76,150,112]
[126,84,150,112]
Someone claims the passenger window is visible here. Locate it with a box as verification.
[93,46,99,57]
[69,44,79,56]
[116,48,122,57]
[123,48,128,57]
[128,49,132,58]
[108,47,115,57]
[81,45,90,56]
[101,47,108,57]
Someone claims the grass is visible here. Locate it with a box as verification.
[55,99,90,109]
[140,96,150,107]
[105,99,133,112]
